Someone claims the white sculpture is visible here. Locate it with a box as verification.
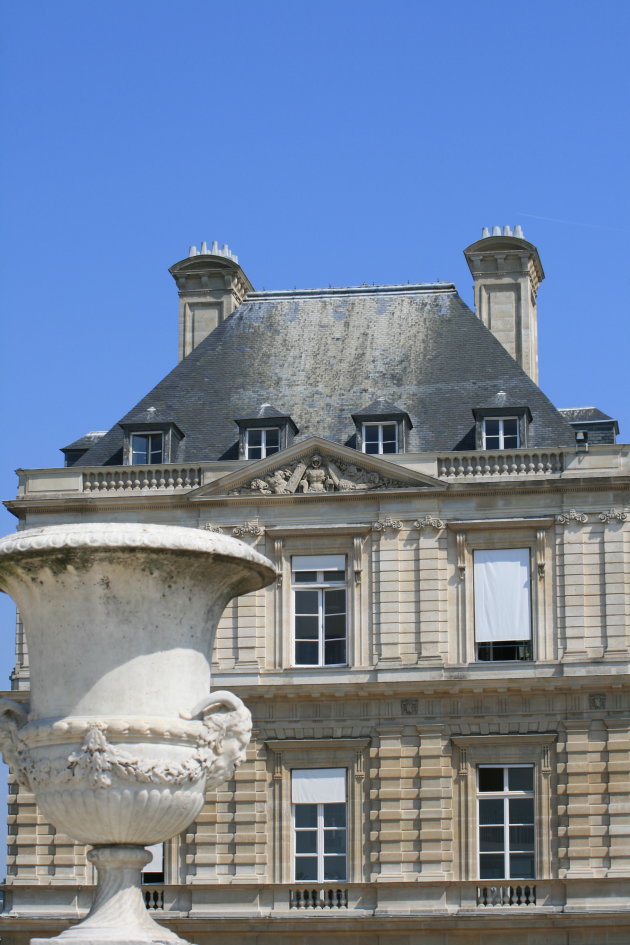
[0,523,276,945]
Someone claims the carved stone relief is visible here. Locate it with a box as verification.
[556,509,588,525]
[229,452,409,496]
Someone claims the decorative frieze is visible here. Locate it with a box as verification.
[230,452,407,496]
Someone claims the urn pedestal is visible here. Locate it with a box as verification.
[0,524,276,945]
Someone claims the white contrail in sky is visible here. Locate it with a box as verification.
[518,212,618,231]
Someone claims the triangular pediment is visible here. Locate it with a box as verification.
[189,436,444,499]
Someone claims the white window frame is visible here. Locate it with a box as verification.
[266,738,369,885]
[292,768,347,883]
[473,547,532,662]
[130,431,164,465]
[449,521,554,665]
[244,426,281,459]
[292,555,347,667]
[451,734,556,882]
[482,417,520,450]
[477,764,535,880]
[361,421,398,454]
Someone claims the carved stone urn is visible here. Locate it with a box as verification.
[0,523,275,945]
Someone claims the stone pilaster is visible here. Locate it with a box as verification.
[417,724,453,878]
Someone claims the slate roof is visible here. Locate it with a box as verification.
[76,283,576,466]
[559,407,614,423]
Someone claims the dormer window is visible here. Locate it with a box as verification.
[121,419,184,465]
[351,400,412,455]
[245,427,281,460]
[236,405,298,460]
[473,402,531,452]
[131,432,164,465]
[362,422,398,455]
[482,418,519,450]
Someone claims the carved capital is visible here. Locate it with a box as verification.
[556,509,588,525]
[233,521,265,539]
[414,514,445,531]
[372,516,403,533]
[599,508,627,524]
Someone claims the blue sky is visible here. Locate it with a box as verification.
[0,0,629,861]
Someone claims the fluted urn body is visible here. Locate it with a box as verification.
[0,523,276,944]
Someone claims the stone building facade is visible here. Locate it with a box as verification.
[1,229,628,944]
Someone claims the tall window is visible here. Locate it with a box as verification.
[474,548,532,661]
[245,427,280,459]
[478,765,535,880]
[483,418,519,450]
[292,768,347,882]
[131,433,164,465]
[361,422,398,454]
[292,555,346,666]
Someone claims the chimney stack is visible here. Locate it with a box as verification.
[463,226,545,384]
[169,242,254,361]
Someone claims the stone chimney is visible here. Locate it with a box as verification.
[169,242,254,361]
[463,226,544,383]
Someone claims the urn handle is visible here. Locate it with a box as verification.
[179,689,246,721]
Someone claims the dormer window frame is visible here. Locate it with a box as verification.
[352,406,412,455]
[244,426,281,460]
[121,421,184,466]
[482,417,520,451]
[236,413,299,461]
[472,405,532,452]
[360,421,399,455]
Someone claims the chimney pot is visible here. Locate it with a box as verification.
[482,227,490,238]
[514,224,524,238]
[188,245,198,256]
[503,225,512,236]
[200,240,208,254]
[492,226,501,236]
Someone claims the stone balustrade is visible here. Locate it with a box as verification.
[437,451,565,479]
[83,466,203,492]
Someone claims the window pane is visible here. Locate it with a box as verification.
[149,435,163,463]
[503,419,518,438]
[295,831,317,853]
[294,571,317,583]
[323,855,346,881]
[509,853,535,879]
[248,445,263,459]
[295,856,318,881]
[508,767,534,792]
[324,804,346,828]
[324,589,346,614]
[131,435,149,464]
[509,826,535,851]
[509,798,534,824]
[294,591,319,614]
[479,768,504,792]
[265,428,280,449]
[364,426,379,442]
[485,419,500,436]
[479,799,504,824]
[485,436,501,450]
[323,829,346,854]
[295,641,318,665]
[248,430,262,447]
[324,614,345,639]
[364,441,379,454]
[479,854,505,879]
[323,570,345,582]
[479,826,504,852]
[295,615,319,640]
[295,805,317,828]
[324,639,346,664]
[503,434,519,449]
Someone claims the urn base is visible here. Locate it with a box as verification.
[31,845,190,945]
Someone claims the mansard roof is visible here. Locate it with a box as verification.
[76,283,575,466]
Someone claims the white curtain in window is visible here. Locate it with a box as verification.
[474,548,531,642]
[291,768,346,803]
[292,555,345,571]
